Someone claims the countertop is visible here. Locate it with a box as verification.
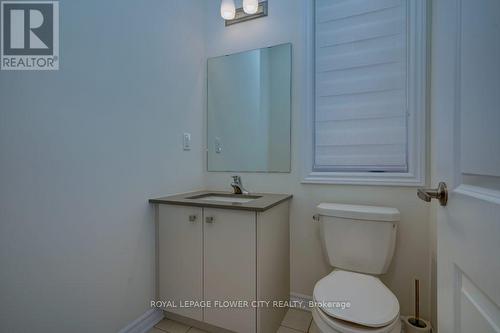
[149,190,292,212]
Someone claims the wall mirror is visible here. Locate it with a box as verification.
[207,43,291,173]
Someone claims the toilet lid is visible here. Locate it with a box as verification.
[313,270,399,328]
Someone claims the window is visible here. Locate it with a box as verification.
[302,0,428,186]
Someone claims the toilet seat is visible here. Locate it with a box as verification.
[313,270,400,328]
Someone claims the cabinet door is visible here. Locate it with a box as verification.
[158,205,203,321]
[204,208,256,333]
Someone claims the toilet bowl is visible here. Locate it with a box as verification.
[313,306,401,333]
[312,203,401,333]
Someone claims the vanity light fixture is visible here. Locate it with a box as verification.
[220,0,236,20]
[243,0,259,14]
[221,0,268,26]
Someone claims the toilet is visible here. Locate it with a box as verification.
[312,203,402,333]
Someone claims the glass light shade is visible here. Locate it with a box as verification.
[220,0,236,20]
[243,0,259,14]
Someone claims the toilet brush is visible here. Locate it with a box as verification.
[403,279,431,333]
[408,280,426,327]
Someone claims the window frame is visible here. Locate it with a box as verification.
[301,0,429,186]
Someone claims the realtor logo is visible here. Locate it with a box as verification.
[1,1,59,70]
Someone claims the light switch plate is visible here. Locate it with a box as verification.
[215,137,222,154]
[183,133,191,151]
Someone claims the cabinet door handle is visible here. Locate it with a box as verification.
[189,215,197,222]
[205,216,215,224]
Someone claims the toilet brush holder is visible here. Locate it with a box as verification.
[403,316,431,333]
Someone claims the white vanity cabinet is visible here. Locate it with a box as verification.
[154,193,291,333]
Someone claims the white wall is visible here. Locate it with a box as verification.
[202,0,432,318]
[0,1,205,332]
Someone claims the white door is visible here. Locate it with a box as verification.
[431,0,500,332]
[158,205,203,321]
[203,208,256,333]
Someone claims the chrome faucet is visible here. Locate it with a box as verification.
[231,176,249,195]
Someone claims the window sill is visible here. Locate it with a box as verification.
[302,171,426,187]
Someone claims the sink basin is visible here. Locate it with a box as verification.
[200,196,256,203]
[187,193,262,204]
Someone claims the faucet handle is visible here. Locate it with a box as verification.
[232,175,241,183]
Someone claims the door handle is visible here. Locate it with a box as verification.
[417,182,448,206]
[205,216,215,224]
[188,215,197,222]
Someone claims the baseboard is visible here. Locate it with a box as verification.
[118,308,164,333]
[290,292,313,311]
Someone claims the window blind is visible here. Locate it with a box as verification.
[314,0,408,172]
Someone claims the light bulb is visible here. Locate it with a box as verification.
[220,0,236,20]
[243,0,259,14]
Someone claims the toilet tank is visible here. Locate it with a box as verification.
[317,203,399,275]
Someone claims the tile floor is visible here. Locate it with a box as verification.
[149,308,317,333]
